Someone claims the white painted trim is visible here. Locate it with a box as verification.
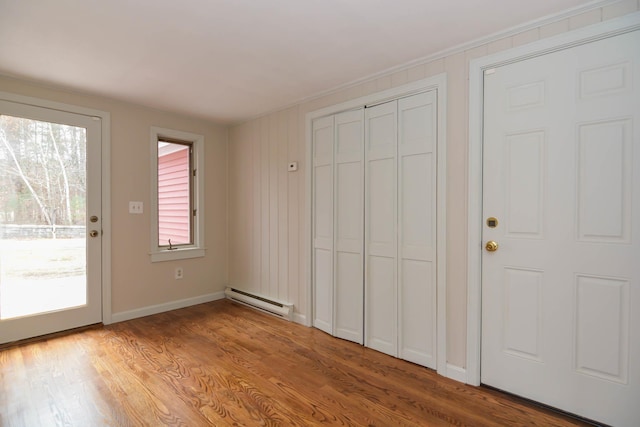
[467,57,485,388]
[303,110,313,328]
[446,364,468,384]
[234,0,620,127]
[305,73,448,375]
[110,291,225,323]
[100,110,113,325]
[0,90,113,326]
[150,247,205,262]
[293,312,308,325]
[435,76,448,378]
[306,78,444,122]
[466,12,640,386]
[149,126,206,263]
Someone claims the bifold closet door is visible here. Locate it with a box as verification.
[312,110,364,343]
[314,91,437,367]
[365,92,437,368]
[398,92,437,368]
[365,101,398,356]
[312,115,334,335]
[334,110,364,344]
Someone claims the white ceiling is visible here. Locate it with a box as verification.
[0,0,597,123]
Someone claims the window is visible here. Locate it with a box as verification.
[150,127,204,262]
[158,139,192,246]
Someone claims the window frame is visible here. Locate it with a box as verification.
[150,126,205,262]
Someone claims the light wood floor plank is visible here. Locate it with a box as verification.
[0,299,592,426]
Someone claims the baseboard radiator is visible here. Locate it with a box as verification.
[224,287,293,321]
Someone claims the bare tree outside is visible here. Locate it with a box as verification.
[0,114,87,319]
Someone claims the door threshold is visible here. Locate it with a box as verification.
[480,384,609,427]
[0,323,103,350]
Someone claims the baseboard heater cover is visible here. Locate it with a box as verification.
[224,287,293,321]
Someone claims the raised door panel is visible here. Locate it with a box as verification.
[365,101,397,356]
[398,92,437,368]
[334,109,364,343]
[312,116,334,334]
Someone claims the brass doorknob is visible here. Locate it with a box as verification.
[89,230,99,238]
[485,241,498,252]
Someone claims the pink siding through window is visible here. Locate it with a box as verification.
[158,146,190,245]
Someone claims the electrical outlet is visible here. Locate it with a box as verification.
[288,161,298,172]
[175,267,183,280]
[129,201,143,214]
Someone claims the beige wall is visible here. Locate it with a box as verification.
[0,76,229,316]
[228,2,639,369]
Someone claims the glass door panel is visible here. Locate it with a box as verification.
[0,117,87,320]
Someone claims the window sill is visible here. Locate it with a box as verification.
[150,247,205,263]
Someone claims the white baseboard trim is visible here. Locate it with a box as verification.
[445,364,468,384]
[109,291,226,324]
[293,312,308,326]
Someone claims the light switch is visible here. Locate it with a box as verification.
[129,201,143,214]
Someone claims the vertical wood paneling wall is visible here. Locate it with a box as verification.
[229,108,304,316]
[228,1,639,367]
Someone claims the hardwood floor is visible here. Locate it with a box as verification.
[0,299,591,426]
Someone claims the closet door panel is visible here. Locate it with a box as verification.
[400,153,433,259]
[367,256,396,354]
[401,259,434,365]
[334,110,364,343]
[335,163,361,252]
[312,116,334,334]
[314,248,333,334]
[314,164,333,249]
[398,91,437,367]
[365,101,398,357]
[335,252,362,341]
[368,158,396,257]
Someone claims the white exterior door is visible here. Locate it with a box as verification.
[481,30,640,426]
[0,99,102,344]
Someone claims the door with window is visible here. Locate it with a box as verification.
[481,30,639,426]
[0,99,102,344]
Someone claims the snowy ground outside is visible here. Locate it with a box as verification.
[0,238,86,319]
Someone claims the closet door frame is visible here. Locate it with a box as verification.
[306,74,448,377]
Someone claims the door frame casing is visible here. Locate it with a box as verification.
[0,91,112,325]
[466,12,640,386]
[305,74,448,377]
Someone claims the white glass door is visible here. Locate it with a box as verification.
[0,99,102,344]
